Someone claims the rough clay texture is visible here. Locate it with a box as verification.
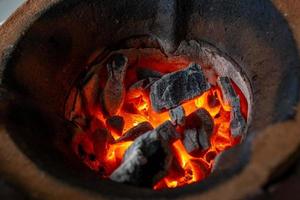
[0,0,299,200]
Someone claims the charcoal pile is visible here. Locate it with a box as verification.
[183,108,214,155]
[64,49,247,189]
[217,77,246,138]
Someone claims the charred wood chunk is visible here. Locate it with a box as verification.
[81,73,100,108]
[104,54,128,116]
[184,108,214,152]
[217,77,246,138]
[106,116,125,136]
[115,122,153,143]
[183,128,211,154]
[69,90,88,128]
[73,128,113,171]
[217,77,240,107]
[186,108,214,135]
[197,128,210,150]
[230,107,246,138]
[169,106,186,126]
[110,131,172,187]
[183,128,201,153]
[155,120,180,142]
[150,63,211,112]
[136,67,163,80]
[73,133,93,161]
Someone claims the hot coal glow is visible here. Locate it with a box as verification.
[66,48,248,190]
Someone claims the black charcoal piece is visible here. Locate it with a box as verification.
[136,67,163,80]
[183,128,201,153]
[183,127,211,153]
[185,108,214,135]
[110,131,172,187]
[197,128,210,150]
[155,120,180,142]
[217,77,246,138]
[115,121,153,143]
[230,106,246,138]
[150,63,211,112]
[217,77,240,107]
[103,54,128,116]
[169,106,186,126]
[106,116,125,135]
[184,108,214,151]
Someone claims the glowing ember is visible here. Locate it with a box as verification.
[67,48,248,190]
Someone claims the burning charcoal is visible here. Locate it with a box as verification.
[150,63,211,112]
[81,73,100,108]
[169,106,186,126]
[155,120,180,142]
[92,128,113,155]
[183,109,214,153]
[136,67,162,80]
[183,128,200,153]
[103,54,128,116]
[73,133,94,161]
[110,131,172,187]
[183,127,211,154]
[72,128,113,171]
[217,77,240,107]
[197,128,210,150]
[230,107,246,138]
[217,77,246,137]
[115,121,153,143]
[106,116,125,136]
[186,108,214,136]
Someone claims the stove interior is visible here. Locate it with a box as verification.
[64,38,250,189]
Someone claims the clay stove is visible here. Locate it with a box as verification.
[0,0,299,199]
